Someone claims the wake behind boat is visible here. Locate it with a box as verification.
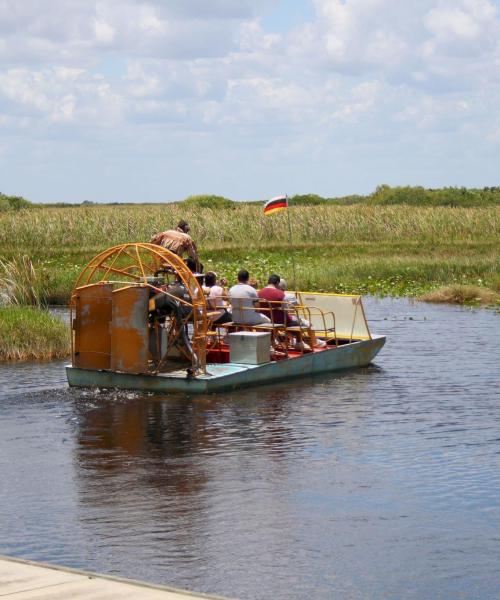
[66,243,385,394]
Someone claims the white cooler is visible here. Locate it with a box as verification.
[227,331,271,364]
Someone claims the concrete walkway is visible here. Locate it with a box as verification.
[0,555,230,599]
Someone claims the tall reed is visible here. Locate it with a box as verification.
[0,205,498,253]
[0,256,46,307]
[0,307,70,360]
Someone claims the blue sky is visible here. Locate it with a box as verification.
[0,0,499,203]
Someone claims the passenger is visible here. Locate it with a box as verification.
[279,278,310,327]
[278,278,298,305]
[150,220,200,271]
[258,274,287,325]
[219,276,229,295]
[204,271,232,325]
[229,269,271,325]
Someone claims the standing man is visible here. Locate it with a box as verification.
[150,220,200,271]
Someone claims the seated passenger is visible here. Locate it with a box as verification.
[258,274,287,325]
[279,278,309,327]
[204,271,232,325]
[229,269,271,325]
[278,278,298,305]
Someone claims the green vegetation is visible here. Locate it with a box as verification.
[0,201,498,307]
[186,186,500,207]
[0,255,47,307]
[0,306,70,361]
[5,185,500,210]
[289,193,365,205]
[2,185,497,361]
[2,203,498,250]
[366,184,500,207]
[188,185,500,207]
[420,285,499,305]
[181,194,235,209]
[0,192,32,211]
[0,255,69,361]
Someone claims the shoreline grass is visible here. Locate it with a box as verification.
[419,285,499,306]
[0,255,46,307]
[0,307,70,361]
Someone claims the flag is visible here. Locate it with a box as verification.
[264,195,288,215]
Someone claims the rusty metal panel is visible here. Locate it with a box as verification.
[110,286,150,374]
[74,284,113,370]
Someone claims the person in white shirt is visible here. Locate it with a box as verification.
[204,272,232,324]
[229,269,271,325]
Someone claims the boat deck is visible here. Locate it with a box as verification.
[160,345,330,379]
[67,335,386,394]
[0,555,228,599]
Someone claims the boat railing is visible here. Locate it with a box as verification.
[300,306,338,345]
[212,298,338,355]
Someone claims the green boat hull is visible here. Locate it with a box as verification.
[66,335,386,394]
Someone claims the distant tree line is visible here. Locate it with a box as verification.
[0,193,32,211]
[287,186,500,207]
[363,185,500,207]
[2,186,500,211]
[174,186,500,208]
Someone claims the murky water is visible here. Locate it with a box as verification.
[1,298,499,600]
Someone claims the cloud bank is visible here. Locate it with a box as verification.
[0,0,499,201]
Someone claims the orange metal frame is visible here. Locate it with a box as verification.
[70,243,208,374]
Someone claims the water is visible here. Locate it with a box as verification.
[0,298,499,600]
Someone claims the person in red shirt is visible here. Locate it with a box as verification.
[258,274,288,325]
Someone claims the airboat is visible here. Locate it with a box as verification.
[66,243,385,394]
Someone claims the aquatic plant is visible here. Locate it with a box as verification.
[420,285,499,306]
[0,306,70,361]
[0,255,46,307]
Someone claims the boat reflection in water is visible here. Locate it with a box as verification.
[70,369,375,589]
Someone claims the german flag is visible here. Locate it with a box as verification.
[264,195,288,215]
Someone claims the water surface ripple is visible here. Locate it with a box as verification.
[0,298,499,599]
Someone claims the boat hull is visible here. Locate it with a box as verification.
[66,335,386,394]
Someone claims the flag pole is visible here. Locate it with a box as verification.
[285,194,297,290]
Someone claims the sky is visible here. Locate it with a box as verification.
[0,0,499,203]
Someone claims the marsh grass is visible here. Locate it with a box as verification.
[1,204,498,250]
[0,255,46,307]
[420,285,499,305]
[0,204,498,305]
[0,307,70,361]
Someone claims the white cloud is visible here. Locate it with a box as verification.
[306,0,500,90]
[424,0,498,53]
[0,0,263,65]
[0,0,499,201]
[0,66,123,123]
